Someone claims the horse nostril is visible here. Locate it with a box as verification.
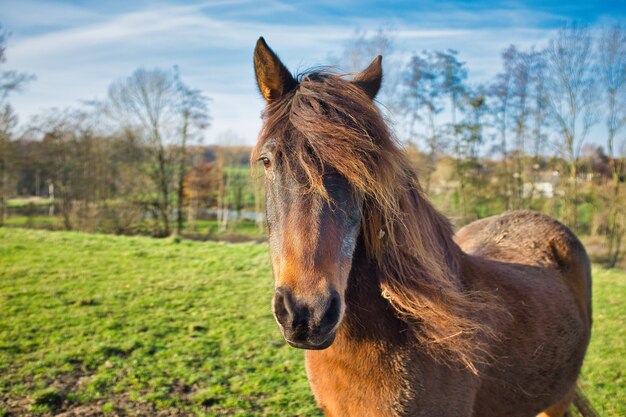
[319,290,341,333]
[273,288,292,325]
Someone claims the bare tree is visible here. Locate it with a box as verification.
[489,46,548,211]
[215,145,227,232]
[0,104,17,225]
[0,26,34,226]
[174,70,210,236]
[26,109,97,230]
[214,132,239,233]
[330,28,397,111]
[107,68,177,235]
[598,24,626,266]
[528,49,549,204]
[184,159,215,232]
[107,67,209,236]
[333,27,394,73]
[456,87,488,222]
[545,23,598,230]
[437,49,467,157]
[401,51,444,192]
[506,46,531,209]
[435,50,468,219]
[488,56,513,210]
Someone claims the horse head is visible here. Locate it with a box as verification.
[252,37,382,350]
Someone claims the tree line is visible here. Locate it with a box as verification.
[0,23,624,266]
[347,24,625,267]
[0,29,260,238]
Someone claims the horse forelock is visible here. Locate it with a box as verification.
[252,69,502,373]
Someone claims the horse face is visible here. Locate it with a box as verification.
[253,37,381,350]
[257,143,362,349]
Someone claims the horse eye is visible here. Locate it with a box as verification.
[259,157,271,168]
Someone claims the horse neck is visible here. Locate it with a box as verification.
[340,186,466,345]
[339,237,410,344]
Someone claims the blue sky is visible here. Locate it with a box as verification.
[1,0,624,145]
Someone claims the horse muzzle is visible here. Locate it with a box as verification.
[273,287,341,350]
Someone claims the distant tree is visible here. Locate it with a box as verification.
[434,50,468,219]
[174,70,210,236]
[488,53,513,210]
[227,167,249,222]
[330,28,397,111]
[184,161,215,231]
[0,26,34,226]
[527,49,549,206]
[401,51,444,192]
[214,132,244,232]
[27,109,96,229]
[598,24,626,266]
[526,50,548,155]
[456,87,488,222]
[107,67,209,236]
[436,49,467,162]
[0,102,18,224]
[489,46,548,211]
[545,23,598,230]
[506,46,531,209]
[107,68,176,235]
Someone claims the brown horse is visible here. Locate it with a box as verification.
[252,37,595,417]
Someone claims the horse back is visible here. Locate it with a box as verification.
[455,210,592,325]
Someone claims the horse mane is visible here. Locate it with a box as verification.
[253,69,500,373]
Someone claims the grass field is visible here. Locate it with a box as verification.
[0,228,624,416]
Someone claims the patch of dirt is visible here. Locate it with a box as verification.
[1,393,30,416]
[2,392,191,417]
[54,393,189,417]
[0,369,191,417]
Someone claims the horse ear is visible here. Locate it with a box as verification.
[353,55,383,100]
[254,37,297,103]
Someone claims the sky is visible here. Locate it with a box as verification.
[1,0,624,146]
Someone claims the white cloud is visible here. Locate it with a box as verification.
[3,1,355,143]
[0,0,609,147]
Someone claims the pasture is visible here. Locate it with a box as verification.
[0,228,624,416]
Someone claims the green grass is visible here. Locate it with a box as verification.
[6,198,54,208]
[4,215,62,230]
[578,267,625,416]
[0,228,624,416]
[3,215,265,239]
[189,219,265,238]
[0,228,317,416]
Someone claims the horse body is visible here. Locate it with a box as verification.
[251,38,593,417]
[307,211,591,417]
